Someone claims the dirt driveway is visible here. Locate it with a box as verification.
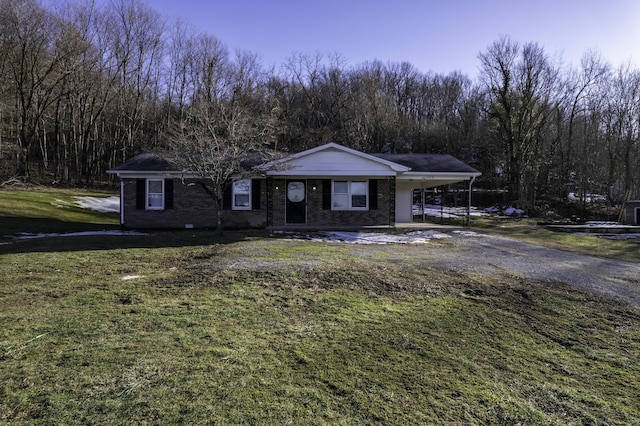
[423,228,640,307]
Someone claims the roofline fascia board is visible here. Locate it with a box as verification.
[107,171,197,179]
[396,171,482,180]
[107,171,266,180]
[266,170,397,177]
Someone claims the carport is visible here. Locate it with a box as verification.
[372,153,481,226]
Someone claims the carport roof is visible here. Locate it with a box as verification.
[373,153,480,174]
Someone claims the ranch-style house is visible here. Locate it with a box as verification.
[107,142,481,229]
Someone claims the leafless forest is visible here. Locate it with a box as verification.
[1,0,639,211]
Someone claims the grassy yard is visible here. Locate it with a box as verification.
[473,216,640,263]
[1,188,640,424]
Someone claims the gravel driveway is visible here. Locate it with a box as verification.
[426,229,640,307]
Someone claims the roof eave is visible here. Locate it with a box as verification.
[107,170,193,178]
[396,171,482,180]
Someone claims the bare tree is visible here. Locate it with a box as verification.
[0,0,74,179]
[479,36,560,209]
[601,64,640,202]
[104,0,165,163]
[165,43,280,234]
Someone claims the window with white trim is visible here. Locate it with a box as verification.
[332,180,368,210]
[232,179,251,210]
[146,179,164,210]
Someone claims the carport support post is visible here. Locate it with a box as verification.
[467,176,476,227]
[421,185,425,223]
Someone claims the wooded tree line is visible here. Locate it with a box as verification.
[1,0,639,211]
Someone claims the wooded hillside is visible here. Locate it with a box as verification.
[1,0,638,212]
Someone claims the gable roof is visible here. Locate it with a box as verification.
[261,142,410,174]
[107,143,481,181]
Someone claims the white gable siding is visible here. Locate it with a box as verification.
[270,148,397,176]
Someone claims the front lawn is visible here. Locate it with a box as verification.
[1,188,639,424]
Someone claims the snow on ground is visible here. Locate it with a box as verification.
[452,229,484,237]
[122,275,145,281]
[73,196,120,213]
[5,196,139,240]
[273,230,453,244]
[568,192,607,203]
[9,230,146,240]
[601,234,640,240]
[413,204,525,219]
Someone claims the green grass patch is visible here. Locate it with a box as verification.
[471,217,640,263]
[1,188,640,424]
[0,186,120,237]
[2,235,640,424]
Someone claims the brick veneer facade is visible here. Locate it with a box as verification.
[122,178,267,229]
[268,177,395,228]
[123,177,395,229]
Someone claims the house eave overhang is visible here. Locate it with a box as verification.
[107,169,265,180]
[396,171,482,181]
[106,170,194,179]
[265,170,396,177]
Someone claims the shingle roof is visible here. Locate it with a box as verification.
[373,153,480,174]
[108,151,271,173]
[109,150,480,176]
[108,153,177,172]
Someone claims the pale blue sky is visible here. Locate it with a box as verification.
[150,0,639,76]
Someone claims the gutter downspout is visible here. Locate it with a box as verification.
[467,176,476,227]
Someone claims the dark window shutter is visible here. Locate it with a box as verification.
[136,179,145,209]
[222,183,232,210]
[164,179,174,210]
[251,179,261,210]
[369,179,378,210]
[322,179,332,210]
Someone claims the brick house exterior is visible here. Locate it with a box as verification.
[120,178,268,229]
[107,143,480,230]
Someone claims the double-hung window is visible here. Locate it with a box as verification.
[332,180,368,210]
[232,179,251,210]
[146,179,164,210]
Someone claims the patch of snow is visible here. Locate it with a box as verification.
[484,205,527,217]
[413,204,530,219]
[568,193,607,203]
[275,230,451,244]
[9,230,147,240]
[51,199,72,209]
[452,230,483,237]
[73,196,120,213]
[502,206,524,216]
[413,205,488,219]
[601,234,640,240]
[122,275,145,280]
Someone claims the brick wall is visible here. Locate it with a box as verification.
[269,178,394,228]
[122,177,395,229]
[123,178,267,229]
